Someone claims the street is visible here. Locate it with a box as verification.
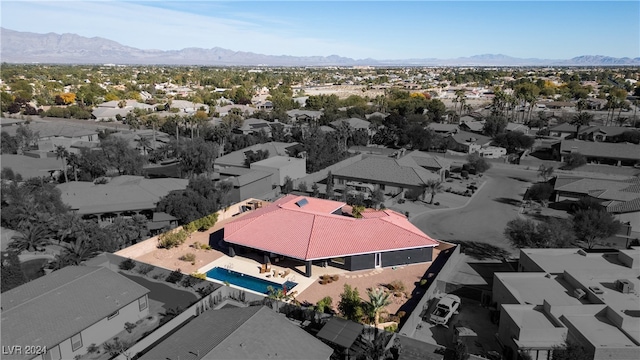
[412,166,539,256]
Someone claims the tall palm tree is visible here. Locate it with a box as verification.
[570,112,594,139]
[55,145,69,183]
[66,152,80,182]
[58,238,98,266]
[136,136,151,155]
[424,179,444,204]
[366,287,391,329]
[9,222,53,252]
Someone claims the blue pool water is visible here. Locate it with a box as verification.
[206,267,298,295]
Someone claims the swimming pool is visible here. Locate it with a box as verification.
[206,267,297,295]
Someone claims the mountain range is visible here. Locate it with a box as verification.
[2,28,639,67]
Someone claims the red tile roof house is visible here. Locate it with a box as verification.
[1,266,149,360]
[223,195,440,277]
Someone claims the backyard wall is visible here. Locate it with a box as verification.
[399,243,461,337]
[115,198,261,259]
[114,284,265,360]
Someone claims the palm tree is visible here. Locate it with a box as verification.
[55,145,69,183]
[570,112,594,139]
[66,152,80,182]
[9,222,53,252]
[59,238,98,265]
[136,136,151,155]
[365,287,391,329]
[423,179,443,204]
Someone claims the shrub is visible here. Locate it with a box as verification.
[191,271,207,280]
[316,296,333,313]
[420,278,428,287]
[103,338,131,357]
[298,181,308,192]
[87,344,99,354]
[384,323,398,332]
[183,222,197,234]
[181,274,203,288]
[158,229,189,249]
[166,269,183,284]
[137,264,154,276]
[461,170,469,179]
[124,322,136,333]
[191,241,212,250]
[119,258,136,271]
[195,213,218,231]
[527,183,554,202]
[152,273,165,280]
[179,253,196,262]
[563,152,587,169]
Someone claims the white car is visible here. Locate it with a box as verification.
[429,294,461,326]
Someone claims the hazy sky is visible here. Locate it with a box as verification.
[1,1,638,60]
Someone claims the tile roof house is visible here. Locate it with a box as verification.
[214,142,300,169]
[553,140,640,166]
[56,175,188,220]
[493,248,640,360]
[2,121,100,153]
[1,266,149,360]
[330,118,372,132]
[333,156,441,196]
[445,130,492,154]
[0,154,62,180]
[397,150,452,181]
[427,123,459,135]
[223,195,439,277]
[235,118,272,136]
[139,306,333,360]
[553,176,640,232]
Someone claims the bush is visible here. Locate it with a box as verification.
[191,241,212,250]
[158,229,189,249]
[166,269,183,284]
[124,322,136,333]
[152,273,165,281]
[87,344,99,354]
[137,264,154,276]
[563,152,587,169]
[179,253,196,262]
[191,271,207,280]
[461,170,469,179]
[298,181,308,193]
[119,258,136,271]
[384,324,398,332]
[316,296,333,313]
[527,183,554,202]
[195,213,218,231]
[181,274,203,288]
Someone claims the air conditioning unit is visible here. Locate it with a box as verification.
[615,279,634,294]
[573,289,586,299]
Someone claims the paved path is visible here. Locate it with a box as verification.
[411,167,539,256]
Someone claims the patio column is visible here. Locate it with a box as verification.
[229,245,236,257]
[305,260,312,278]
[263,253,270,264]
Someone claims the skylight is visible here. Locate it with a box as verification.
[295,198,309,207]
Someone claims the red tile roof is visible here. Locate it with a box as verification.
[224,195,439,260]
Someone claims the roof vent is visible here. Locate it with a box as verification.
[295,198,309,208]
[574,289,586,299]
[589,286,604,295]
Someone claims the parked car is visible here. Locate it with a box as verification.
[429,294,461,326]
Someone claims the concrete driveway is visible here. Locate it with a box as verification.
[412,167,539,257]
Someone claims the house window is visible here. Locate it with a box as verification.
[71,333,83,352]
[42,345,61,360]
[138,295,148,311]
[107,310,119,320]
[331,257,345,265]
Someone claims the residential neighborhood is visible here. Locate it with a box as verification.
[1,63,639,360]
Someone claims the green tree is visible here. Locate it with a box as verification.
[338,284,364,322]
[527,183,554,203]
[572,209,621,249]
[537,165,554,182]
[551,341,591,360]
[9,222,53,252]
[311,183,320,198]
[55,146,69,183]
[563,152,586,170]
[365,287,391,328]
[326,171,334,199]
[466,153,492,173]
[570,112,593,138]
[282,176,294,194]
[424,179,443,204]
[371,186,385,210]
[177,137,218,177]
[1,250,27,292]
[483,115,508,137]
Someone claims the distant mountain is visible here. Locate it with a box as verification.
[2,28,639,66]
